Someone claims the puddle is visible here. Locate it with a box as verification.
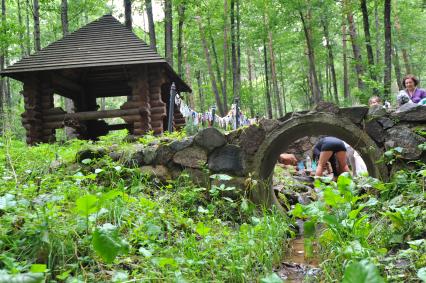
[274,237,321,282]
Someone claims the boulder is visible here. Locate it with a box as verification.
[338,106,369,124]
[377,117,394,130]
[142,146,157,164]
[173,146,207,168]
[392,104,426,122]
[259,118,279,132]
[194,128,226,152]
[234,125,266,154]
[365,119,385,143]
[154,144,174,165]
[169,137,193,152]
[208,144,246,176]
[314,101,340,114]
[367,105,387,118]
[139,165,172,182]
[385,126,426,160]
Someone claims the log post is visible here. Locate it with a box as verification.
[21,76,44,145]
[148,67,167,135]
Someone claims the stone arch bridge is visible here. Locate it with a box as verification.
[79,105,426,209]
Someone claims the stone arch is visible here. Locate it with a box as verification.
[251,112,388,209]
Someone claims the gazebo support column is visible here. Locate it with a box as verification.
[148,67,167,135]
[21,77,43,145]
[40,80,55,142]
[122,66,151,136]
[174,105,186,131]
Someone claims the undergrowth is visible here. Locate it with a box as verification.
[0,131,291,282]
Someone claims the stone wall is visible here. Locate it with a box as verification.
[76,104,426,208]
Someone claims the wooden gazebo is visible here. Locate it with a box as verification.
[0,15,191,144]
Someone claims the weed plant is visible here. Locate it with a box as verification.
[0,131,291,282]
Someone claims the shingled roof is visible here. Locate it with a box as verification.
[1,14,191,92]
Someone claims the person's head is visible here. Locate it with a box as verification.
[402,74,419,90]
[368,96,381,107]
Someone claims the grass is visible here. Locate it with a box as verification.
[0,131,292,282]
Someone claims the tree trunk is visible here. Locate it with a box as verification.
[360,0,378,93]
[177,2,185,77]
[223,0,229,112]
[196,16,224,116]
[342,12,350,99]
[321,16,339,104]
[33,0,41,51]
[393,44,403,90]
[207,16,227,113]
[230,0,238,99]
[263,37,273,119]
[299,10,321,104]
[374,0,381,67]
[196,71,205,113]
[164,0,173,67]
[347,10,365,91]
[124,0,132,30]
[61,0,69,35]
[247,48,254,117]
[17,0,25,56]
[236,0,241,98]
[278,52,287,114]
[393,0,411,74]
[145,0,157,52]
[383,0,392,100]
[25,0,31,55]
[0,0,5,115]
[268,30,283,117]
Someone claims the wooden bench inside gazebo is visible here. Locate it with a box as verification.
[0,15,191,144]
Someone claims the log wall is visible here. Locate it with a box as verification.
[148,67,167,135]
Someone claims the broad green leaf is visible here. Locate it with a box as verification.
[92,224,129,263]
[30,264,47,273]
[195,222,211,237]
[304,220,316,238]
[81,158,92,164]
[157,257,178,268]
[342,260,385,283]
[0,194,17,210]
[75,194,99,217]
[0,273,44,283]
[139,247,153,258]
[418,267,426,282]
[291,203,305,218]
[260,272,282,283]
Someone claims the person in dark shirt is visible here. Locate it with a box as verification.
[313,136,350,178]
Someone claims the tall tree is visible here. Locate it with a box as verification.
[164,0,173,66]
[196,70,205,113]
[346,8,365,91]
[374,0,381,67]
[393,0,411,74]
[393,44,403,90]
[299,9,321,104]
[61,0,69,35]
[222,0,229,112]
[230,0,240,99]
[25,0,31,55]
[263,37,272,119]
[207,17,227,113]
[145,0,157,51]
[383,0,392,99]
[196,16,224,116]
[0,0,5,115]
[342,8,350,99]
[267,30,283,117]
[124,0,132,30]
[321,16,339,104]
[360,0,377,90]
[177,1,185,77]
[17,0,25,56]
[33,0,41,51]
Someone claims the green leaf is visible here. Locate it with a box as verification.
[81,158,92,164]
[0,273,44,283]
[291,203,305,218]
[157,257,178,268]
[260,273,282,283]
[304,220,316,238]
[92,223,129,263]
[30,264,47,273]
[139,247,153,258]
[342,260,385,283]
[418,267,426,282]
[75,194,99,217]
[0,194,17,210]
[209,174,233,181]
[195,222,211,237]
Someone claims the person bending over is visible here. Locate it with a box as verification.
[313,136,350,178]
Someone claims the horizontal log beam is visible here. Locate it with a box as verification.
[44,108,142,122]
